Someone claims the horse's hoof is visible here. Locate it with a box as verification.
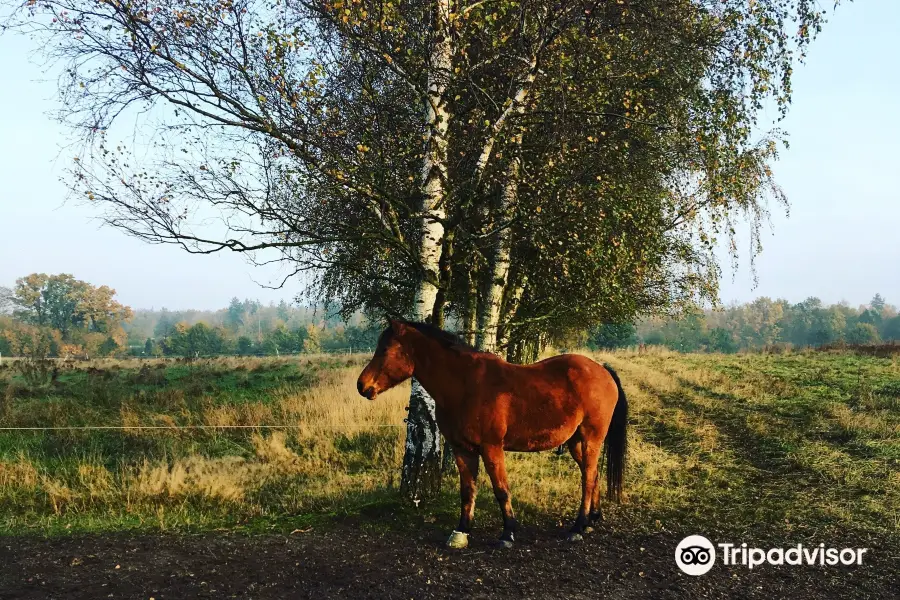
[567,533,584,543]
[583,525,595,534]
[446,530,469,549]
[496,539,514,549]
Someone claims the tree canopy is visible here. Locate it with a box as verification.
[5,0,832,350]
[11,273,133,346]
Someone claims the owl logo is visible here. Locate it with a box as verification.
[675,535,716,575]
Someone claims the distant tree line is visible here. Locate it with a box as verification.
[4,275,895,359]
[0,276,380,359]
[585,294,900,352]
[128,297,381,358]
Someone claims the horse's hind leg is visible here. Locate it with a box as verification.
[567,434,601,542]
[481,445,518,548]
[589,470,603,527]
[447,448,479,549]
[567,437,603,532]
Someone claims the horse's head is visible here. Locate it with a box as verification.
[356,319,415,400]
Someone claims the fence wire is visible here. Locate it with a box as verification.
[0,424,404,431]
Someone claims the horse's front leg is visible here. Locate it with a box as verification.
[481,445,517,548]
[446,447,479,549]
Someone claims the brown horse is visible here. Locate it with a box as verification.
[356,319,628,548]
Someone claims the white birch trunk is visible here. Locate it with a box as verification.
[401,0,452,502]
[471,60,536,351]
[473,63,538,184]
[477,155,518,354]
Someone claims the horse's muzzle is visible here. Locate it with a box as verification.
[357,379,376,400]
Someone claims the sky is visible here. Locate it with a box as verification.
[1,2,898,312]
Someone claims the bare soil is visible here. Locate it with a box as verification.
[1,522,896,599]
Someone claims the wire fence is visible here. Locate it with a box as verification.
[0,424,404,431]
[124,347,376,358]
[0,348,376,363]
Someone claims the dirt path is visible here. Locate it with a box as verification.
[1,524,895,599]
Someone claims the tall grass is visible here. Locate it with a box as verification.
[0,357,410,532]
[0,351,897,538]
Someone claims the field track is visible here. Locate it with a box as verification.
[2,522,897,600]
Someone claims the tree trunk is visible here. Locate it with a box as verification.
[463,266,478,346]
[470,58,536,353]
[498,273,526,354]
[441,437,456,474]
[431,230,454,329]
[402,378,443,501]
[400,0,452,503]
[435,233,456,476]
[477,154,518,354]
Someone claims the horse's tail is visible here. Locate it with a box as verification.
[603,363,628,503]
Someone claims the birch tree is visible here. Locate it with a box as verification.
[400,0,452,500]
[5,0,837,498]
[451,0,832,360]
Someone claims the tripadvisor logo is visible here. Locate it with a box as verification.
[675,536,869,576]
[675,535,716,575]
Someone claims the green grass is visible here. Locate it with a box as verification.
[601,349,899,541]
[0,350,897,546]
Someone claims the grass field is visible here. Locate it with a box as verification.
[0,349,897,544]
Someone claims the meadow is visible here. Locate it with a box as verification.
[0,349,897,546]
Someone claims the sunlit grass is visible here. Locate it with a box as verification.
[0,350,897,538]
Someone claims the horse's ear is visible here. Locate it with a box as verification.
[388,318,404,333]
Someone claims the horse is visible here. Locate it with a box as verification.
[356,319,628,549]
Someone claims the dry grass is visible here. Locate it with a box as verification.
[0,455,38,489]
[0,361,411,528]
[829,403,899,438]
[270,366,409,438]
[134,456,267,503]
[0,351,897,537]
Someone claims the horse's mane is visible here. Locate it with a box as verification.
[379,320,478,353]
[405,320,479,352]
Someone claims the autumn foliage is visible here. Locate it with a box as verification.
[1,273,133,358]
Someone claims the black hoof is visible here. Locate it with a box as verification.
[496,531,515,549]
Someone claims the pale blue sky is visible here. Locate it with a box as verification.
[1,1,898,311]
